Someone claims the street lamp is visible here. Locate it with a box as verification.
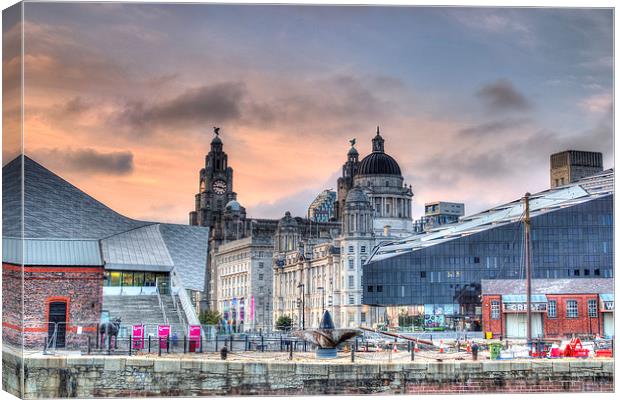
[297,283,305,330]
[318,287,325,313]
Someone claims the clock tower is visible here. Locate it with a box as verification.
[189,128,239,229]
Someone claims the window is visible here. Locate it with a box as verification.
[588,299,597,317]
[258,274,264,281]
[491,301,500,319]
[361,246,366,253]
[548,300,557,318]
[259,262,264,269]
[348,259,354,270]
[377,285,383,293]
[361,312,366,323]
[349,295,355,305]
[566,300,578,318]
[474,257,480,264]
[348,275,355,289]
[594,269,601,276]
[367,286,373,292]
[420,271,426,278]
[573,269,580,276]
[584,269,590,276]
[348,246,354,253]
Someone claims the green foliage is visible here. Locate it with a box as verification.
[275,315,292,331]
[199,309,222,325]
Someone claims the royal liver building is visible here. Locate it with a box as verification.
[272,128,414,329]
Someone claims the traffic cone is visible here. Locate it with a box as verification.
[414,342,420,352]
[439,340,444,353]
[393,343,398,353]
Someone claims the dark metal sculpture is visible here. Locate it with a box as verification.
[293,310,361,358]
[213,126,220,136]
[99,317,121,349]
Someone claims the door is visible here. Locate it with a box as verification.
[506,314,526,338]
[506,314,543,338]
[603,313,614,337]
[48,301,67,348]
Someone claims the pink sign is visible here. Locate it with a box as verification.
[250,296,255,321]
[158,325,170,349]
[188,325,201,353]
[132,325,144,350]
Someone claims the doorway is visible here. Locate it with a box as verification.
[48,301,67,348]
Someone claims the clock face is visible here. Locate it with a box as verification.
[212,179,227,195]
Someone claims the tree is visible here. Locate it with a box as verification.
[275,315,292,331]
[199,309,222,326]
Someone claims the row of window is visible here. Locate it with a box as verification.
[347,245,367,253]
[490,299,599,319]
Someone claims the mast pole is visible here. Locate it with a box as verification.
[523,192,532,342]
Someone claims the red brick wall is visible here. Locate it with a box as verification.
[481,295,502,338]
[482,293,604,339]
[2,263,23,346]
[545,294,602,337]
[2,263,104,348]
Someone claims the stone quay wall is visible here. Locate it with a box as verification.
[2,350,614,398]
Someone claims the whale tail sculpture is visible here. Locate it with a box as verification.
[293,310,361,358]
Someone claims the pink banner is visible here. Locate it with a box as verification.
[250,296,255,321]
[158,325,170,349]
[188,325,201,353]
[132,325,144,349]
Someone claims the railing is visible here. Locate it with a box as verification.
[170,269,200,326]
[156,287,169,325]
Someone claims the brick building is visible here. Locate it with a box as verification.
[481,278,614,339]
[2,155,209,349]
[2,240,104,348]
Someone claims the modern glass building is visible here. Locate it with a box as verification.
[362,169,613,330]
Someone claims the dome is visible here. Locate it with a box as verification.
[225,200,241,212]
[358,152,402,176]
[278,211,298,227]
[346,186,369,203]
[211,135,222,145]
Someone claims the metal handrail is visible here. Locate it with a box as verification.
[156,287,169,325]
[171,269,200,325]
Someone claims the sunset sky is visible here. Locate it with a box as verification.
[3,4,613,224]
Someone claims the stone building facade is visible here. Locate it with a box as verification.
[212,236,274,331]
[273,130,413,329]
[550,150,603,188]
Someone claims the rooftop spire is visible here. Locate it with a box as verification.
[372,126,385,152]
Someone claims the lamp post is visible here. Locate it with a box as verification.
[297,283,305,330]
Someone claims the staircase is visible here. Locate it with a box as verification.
[102,294,185,337]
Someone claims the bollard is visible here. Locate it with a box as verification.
[220,345,228,360]
[411,345,415,361]
[245,336,249,351]
[148,336,151,353]
[129,335,132,356]
[87,336,91,355]
[200,336,203,353]
[167,336,170,354]
[107,335,111,355]
[96,323,100,350]
[183,335,187,354]
[407,341,411,353]
[158,338,162,356]
[216,336,219,352]
[355,337,358,352]
[351,347,355,363]
[261,334,264,352]
[230,337,233,352]
[289,343,293,360]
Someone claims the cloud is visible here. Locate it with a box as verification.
[579,91,612,114]
[29,148,134,175]
[113,82,245,134]
[459,118,530,137]
[476,79,531,112]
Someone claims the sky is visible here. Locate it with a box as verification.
[2,3,614,224]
